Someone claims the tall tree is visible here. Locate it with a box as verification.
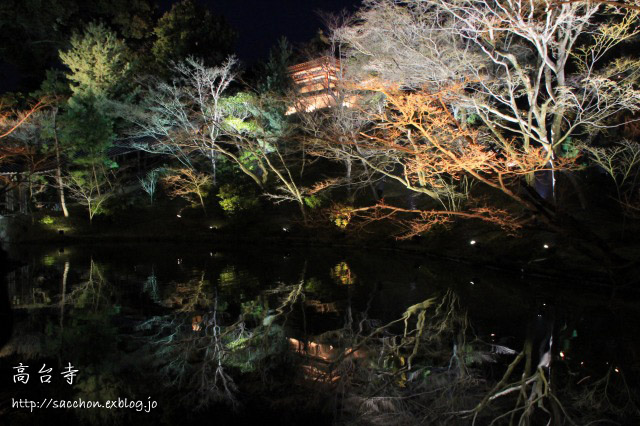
[257,37,294,96]
[33,69,73,217]
[151,0,235,68]
[60,94,116,200]
[59,22,132,98]
[0,0,157,92]
[131,59,313,220]
[337,0,640,201]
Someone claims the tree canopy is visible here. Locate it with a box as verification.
[151,0,235,68]
[59,22,132,98]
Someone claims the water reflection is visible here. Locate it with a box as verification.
[1,244,639,425]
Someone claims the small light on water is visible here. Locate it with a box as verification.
[176,214,181,218]
[543,244,549,249]
[560,351,565,359]
[470,240,476,245]
[470,281,475,285]
[209,226,213,229]
[615,368,620,373]
[490,333,495,337]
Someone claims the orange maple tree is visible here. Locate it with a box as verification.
[323,83,577,238]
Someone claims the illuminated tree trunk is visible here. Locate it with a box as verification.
[53,108,69,217]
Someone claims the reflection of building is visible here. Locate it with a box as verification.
[287,56,354,114]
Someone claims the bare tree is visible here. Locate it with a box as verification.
[139,167,164,206]
[583,140,640,215]
[162,168,211,214]
[131,58,314,220]
[337,0,640,200]
[128,58,237,182]
[296,67,387,203]
[62,170,114,224]
[313,84,574,238]
[0,98,48,140]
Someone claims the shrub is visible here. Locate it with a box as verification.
[217,184,259,215]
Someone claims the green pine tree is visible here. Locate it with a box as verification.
[59,22,132,98]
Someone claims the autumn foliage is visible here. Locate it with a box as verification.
[322,83,577,238]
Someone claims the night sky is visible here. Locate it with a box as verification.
[0,0,362,94]
[204,0,362,62]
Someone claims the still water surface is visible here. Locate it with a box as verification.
[1,243,638,425]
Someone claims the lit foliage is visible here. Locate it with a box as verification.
[331,205,353,229]
[40,215,55,226]
[59,22,131,98]
[138,168,165,206]
[0,98,49,140]
[331,261,356,285]
[162,168,212,213]
[62,170,113,223]
[134,58,312,219]
[216,183,259,216]
[338,0,640,200]
[320,85,571,238]
[0,99,53,203]
[303,194,324,209]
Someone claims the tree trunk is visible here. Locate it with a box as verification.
[210,149,217,187]
[298,199,307,224]
[53,108,69,217]
[198,191,207,216]
[92,164,101,198]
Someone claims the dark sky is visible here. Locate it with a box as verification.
[0,0,363,94]
[202,0,363,63]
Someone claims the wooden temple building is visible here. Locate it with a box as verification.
[286,56,355,115]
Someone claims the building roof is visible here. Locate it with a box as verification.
[287,56,346,114]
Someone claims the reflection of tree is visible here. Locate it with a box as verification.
[1,258,128,425]
[142,266,160,303]
[140,295,242,408]
[74,371,126,425]
[161,271,212,311]
[139,270,240,407]
[331,261,356,286]
[324,290,478,423]
[564,367,640,421]
[64,259,111,312]
[138,267,307,408]
[292,288,638,425]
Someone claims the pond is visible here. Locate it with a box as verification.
[1,243,638,425]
